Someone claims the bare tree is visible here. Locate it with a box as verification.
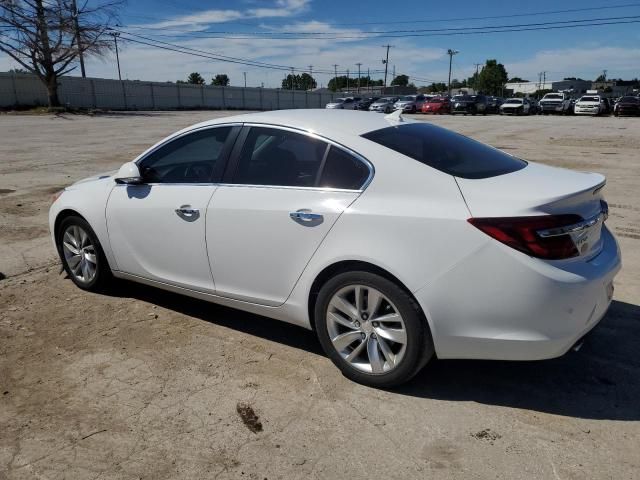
[0,0,122,108]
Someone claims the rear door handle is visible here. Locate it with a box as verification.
[175,204,200,221]
[290,209,323,225]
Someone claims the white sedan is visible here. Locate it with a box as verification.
[50,110,621,387]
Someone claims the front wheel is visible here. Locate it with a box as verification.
[315,271,434,388]
[56,215,112,291]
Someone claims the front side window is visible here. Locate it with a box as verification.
[362,123,527,179]
[234,127,328,187]
[139,127,232,183]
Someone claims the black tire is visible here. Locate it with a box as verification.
[56,215,112,291]
[314,271,434,388]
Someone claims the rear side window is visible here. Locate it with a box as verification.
[319,146,370,190]
[361,123,526,179]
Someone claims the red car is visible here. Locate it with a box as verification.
[421,97,451,114]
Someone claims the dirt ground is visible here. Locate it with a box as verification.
[1,111,639,480]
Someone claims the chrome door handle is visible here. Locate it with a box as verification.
[290,209,323,225]
[175,204,200,222]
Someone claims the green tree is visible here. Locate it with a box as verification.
[595,73,607,82]
[508,77,529,83]
[282,73,317,90]
[476,59,508,95]
[391,74,409,86]
[187,72,205,85]
[211,74,230,86]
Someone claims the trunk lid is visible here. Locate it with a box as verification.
[457,162,607,259]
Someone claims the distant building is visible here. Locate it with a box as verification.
[504,81,551,95]
[551,79,592,94]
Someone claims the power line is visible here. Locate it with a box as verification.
[116,31,385,76]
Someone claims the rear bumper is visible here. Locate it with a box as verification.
[415,226,621,361]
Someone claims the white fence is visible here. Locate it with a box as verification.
[0,73,341,110]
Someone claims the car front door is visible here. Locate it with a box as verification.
[206,125,372,306]
[106,125,239,292]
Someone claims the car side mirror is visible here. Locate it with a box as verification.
[114,162,144,185]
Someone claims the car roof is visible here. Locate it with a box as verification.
[186,109,410,139]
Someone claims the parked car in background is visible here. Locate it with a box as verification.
[613,96,640,116]
[574,95,608,116]
[499,98,532,115]
[369,97,399,113]
[486,96,503,114]
[326,97,361,110]
[356,97,379,111]
[421,96,451,114]
[539,92,574,115]
[50,109,621,388]
[393,94,428,113]
[451,94,488,115]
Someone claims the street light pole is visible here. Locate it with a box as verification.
[447,49,459,96]
[356,62,362,94]
[243,72,247,87]
[333,64,338,92]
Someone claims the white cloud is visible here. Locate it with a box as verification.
[139,0,311,29]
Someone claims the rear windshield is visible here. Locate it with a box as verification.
[361,123,527,179]
[620,96,639,103]
[504,99,522,104]
[580,96,600,102]
[544,94,563,100]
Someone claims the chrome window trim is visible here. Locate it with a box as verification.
[130,120,375,192]
[113,182,362,193]
[233,122,375,191]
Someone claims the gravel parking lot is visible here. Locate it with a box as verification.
[1,111,639,479]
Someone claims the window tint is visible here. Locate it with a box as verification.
[319,146,370,190]
[235,127,327,187]
[362,123,527,179]
[140,127,231,183]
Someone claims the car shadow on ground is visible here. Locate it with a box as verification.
[108,280,640,421]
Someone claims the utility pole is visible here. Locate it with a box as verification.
[290,67,294,90]
[243,72,247,88]
[543,71,546,90]
[447,49,459,96]
[346,69,350,92]
[356,62,362,93]
[71,0,86,78]
[110,32,122,81]
[392,65,396,93]
[538,72,542,91]
[367,67,370,92]
[474,63,481,90]
[333,64,338,92]
[382,45,393,89]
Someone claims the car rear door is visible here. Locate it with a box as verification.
[205,125,372,306]
[106,125,240,292]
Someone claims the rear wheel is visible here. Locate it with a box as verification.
[57,215,111,291]
[315,271,434,388]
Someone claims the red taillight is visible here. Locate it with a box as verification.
[468,215,583,260]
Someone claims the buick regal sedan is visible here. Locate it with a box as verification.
[50,110,621,387]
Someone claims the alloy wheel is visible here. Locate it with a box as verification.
[62,225,97,283]
[326,285,407,374]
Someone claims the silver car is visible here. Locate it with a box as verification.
[369,97,399,113]
[393,95,427,113]
[326,97,359,110]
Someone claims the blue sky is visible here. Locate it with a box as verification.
[3,0,640,86]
